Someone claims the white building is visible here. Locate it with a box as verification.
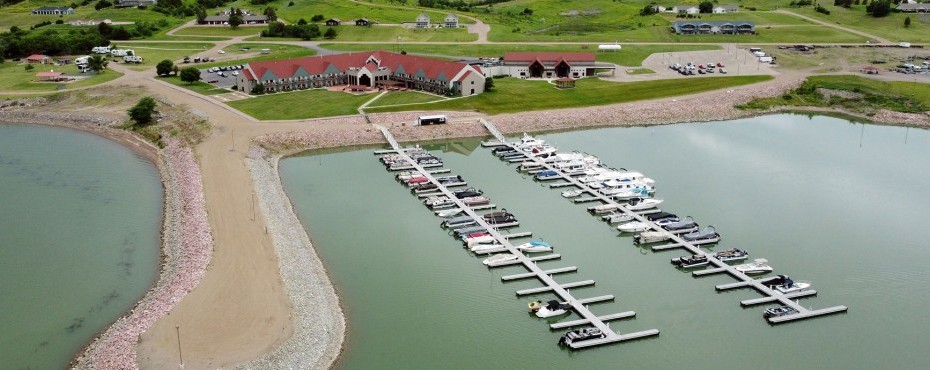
[444,14,459,28]
[415,13,431,28]
[673,5,699,15]
[713,5,740,13]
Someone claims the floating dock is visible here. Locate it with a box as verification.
[478,119,847,325]
[375,124,659,350]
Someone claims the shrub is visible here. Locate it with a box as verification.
[128,97,157,126]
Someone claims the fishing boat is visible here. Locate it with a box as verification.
[561,189,584,198]
[589,204,619,214]
[681,226,720,243]
[515,240,553,253]
[482,253,518,266]
[617,221,650,233]
[558,328,605,346]
[625,197,663,211]
[735,258,773,274]
[671,254,709,268]
[602,212,634,224]
[633,230,670,244]
[436,208,463,218]
[763,306,799,319]
[529,300,572,318]
[713,248,749,262]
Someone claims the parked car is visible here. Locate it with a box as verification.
[706,62,716,68]
[232,71,239,76]
[719,67,727,74]
[717,62,725,67]
[698,69,706,74]
[218,50,226,54]
[706,67,715,73]
[218,71,226,77]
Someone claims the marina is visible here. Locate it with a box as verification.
[479,119,847,324]
[373,125,660,349]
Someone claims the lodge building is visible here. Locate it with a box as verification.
[487,52,600,79]
[237,51,486,96]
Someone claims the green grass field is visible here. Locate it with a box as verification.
[111,42,215,70]
[0,61,123,92]
[171,26,265,37]
[367,91,447,107]
[275,0,470,25]
[157,75,230,95]
[323,25,476,42]
[740,75,930,113]
[320,44,721,67]
[192,43,316,69]
[792,6,930,43]
[227,89,374,120]
[0,0,185,31]
[366,75,773,115]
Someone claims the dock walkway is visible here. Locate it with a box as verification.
[478,121,847,325]
[374,124,659,349]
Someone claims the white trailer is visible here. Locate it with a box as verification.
[74,55,90,66]
[92,46,111,54]
[417,115,447,125]
[598,44,622,51]
[123,55,144,63]
[110,49,135,57]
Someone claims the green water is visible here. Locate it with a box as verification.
[0,125,162,369]
[281,114,930,369]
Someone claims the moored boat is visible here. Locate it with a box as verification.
[561,189,583,198]
[602,212,634,224]
[589,204,619,214]
[763,306,799,319]
[735,258,773,274]
[461,196,491,206]
[530,300,572,318]
[617,221,650,233]
[625,197,663,211]
[483,210,517,225]
[452,187,483,199]
[558,328,605,346]
[662,216,698,232]
[470,243,503,252]
[482,253,519,266]
[681,225,720,243]
[442,215,477,229]
[633,230,670,244]
[515,240,553,253]
[671,254,709,268]
[713,248,749,262]
[436,208,463,218]
[534,170,560,181]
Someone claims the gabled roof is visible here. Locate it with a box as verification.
[36,71,64,77]
[503,52,595,64]
[26,54,49,60]
[416,13,430,22]
[243,51,479,83]
[898,3,930,10]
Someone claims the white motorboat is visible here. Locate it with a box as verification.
[527,145,558,158]
[735,258,773,274]
[602,212,633,224]
[561,189,583,198]
[529,300,572,318]
[625,197,663,211]
[514,133,545,149]
[633,230,670,244]
[589,204,619,214]
[436,209,463,218]
[464,234,495,247]
[617,221,650,233]
[515,240,553,253]
[482,253,518,266]
[774,281,811,294]
[470,243,503,252]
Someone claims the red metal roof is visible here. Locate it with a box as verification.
[26,54,49,60]
[36,71,63,77]
[503,52,595,63]
[243,51,477,82]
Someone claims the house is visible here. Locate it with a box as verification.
[651,5,667,12]
[26,54,51,64]
[236,50,486,96]
[897,3,930,12]
[326,18,341,26]
[415,13,431,28]
[202,14,268,25]
[355,18,370,26]
[32,6,74,15]
[116,0,158,7]
[671,21,755,34]
[713,5,739,13]
[673,5,699,15]
[444,14,459,28]
[496,52,601,79]
[36,71,67,82]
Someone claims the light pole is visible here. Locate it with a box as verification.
[176,326,184,369]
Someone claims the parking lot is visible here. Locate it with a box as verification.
[604,45,778,82]
[198,64,244,89]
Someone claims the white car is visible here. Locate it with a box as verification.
[218,50,226,54]
[218,71,226,77]
[232,71,239,76]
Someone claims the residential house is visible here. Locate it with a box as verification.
[496,52,600,79]
[355,18,370,26]
[671,20,755,34]
[32,6,74,15]
[326,18,341,26]
[116,0,158,7]
[673,5,699,15]
[651,5,667,12]
[201,14,268,25]
[26,54,52,64]
[897,3,930,12]
[713,5,739,13]
[444,14,459,28]
[236,50,486,96]
[415,13,431,28]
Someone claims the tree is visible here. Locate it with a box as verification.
[195,6,207,24]
[128,97,157,126]
[87,55,107,73]
[156,59,174,76]
[179,67,201,84]
[324,27,337,39]
[25,64,34,71]
[264,6,277,22]
[640,5,657,16]
[97,20,112,37]
[250,83,265,94]
[94,0,112,10]
[699,1,714,13]
[484,77,495,91]
[297,18,308,25]
[905,16,912,28]
[310,14,324,22]
[228,9,244,28]
[867,0,891,17]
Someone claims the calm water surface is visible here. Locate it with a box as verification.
[0,125,162,369]
[281,114,930,369]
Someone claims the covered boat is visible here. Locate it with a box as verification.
[617,221,650,233]
[763,306,799,319]
[442,215,477,229]
[645,212,678,222]
[759,275,792,288]
[602,212,634,224]
[633,230,670,244]
[424,195,454,209]
[558,328,605,346]
[589,204,619,214]
[713,248,749,262]
[681,226,720,243]
[436,208,463,218]
[463,233,495,247]
[482,253,518,266]
[671,254,709,268]
[561,189,584,198]
[530,300,572,318]
[735,258,773,274]
[470,243,503,252]
[412,183,438,193]
[534,170,560,181]
[461,196,491,206]
[515,240,552,253]
[662,216,698,232]
[483,210,517,225]
[453,188,483,199]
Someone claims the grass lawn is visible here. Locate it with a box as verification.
[366,75,773,115]
[320,25,476,42]
[157,75,230,95]
[488,22,866,43]
[172,26,266,37]
[194,43,317,69]
[0,0,187,34]
[368,91,447,107]
[0,61,122,92]
[739,75,930,113]
[109,42,215,70]
[320,44,721,67]
[793,6,930,43]
[227,89,374,120]
[277,0,466,25]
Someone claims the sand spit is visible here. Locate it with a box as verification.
[239,146,343,369]
[72,136,213,369]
